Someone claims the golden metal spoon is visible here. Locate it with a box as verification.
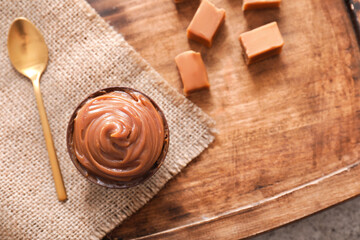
[8,17,67,201]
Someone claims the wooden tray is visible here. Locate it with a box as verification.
[87,0,360,239]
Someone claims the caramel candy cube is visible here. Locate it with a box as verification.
[187,0,226,48]
[239,22,284,65]
[242,0,281,11]
[175,51,210,95]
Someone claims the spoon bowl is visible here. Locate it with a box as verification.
[8,18,48,80]
[8,18,67,201]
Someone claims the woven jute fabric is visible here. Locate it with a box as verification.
[0,1,215,239]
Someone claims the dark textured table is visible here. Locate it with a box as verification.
[251,195,360,239]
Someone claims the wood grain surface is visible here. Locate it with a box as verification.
[87,0,360,239]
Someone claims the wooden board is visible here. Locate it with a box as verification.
[87,0,360,239]
[346,0,360,43]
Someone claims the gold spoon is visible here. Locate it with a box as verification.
[8,17,67,202]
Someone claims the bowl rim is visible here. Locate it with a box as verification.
[66,87,170,189]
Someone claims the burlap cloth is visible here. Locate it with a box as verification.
[0,1,215,239]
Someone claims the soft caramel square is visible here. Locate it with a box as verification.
[239,22,284,65]
[187,0,226,48]
[243,0,281,11]
[175,51,210,95]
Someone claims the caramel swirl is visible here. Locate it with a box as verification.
[73,91,165,182]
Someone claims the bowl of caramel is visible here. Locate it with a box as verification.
[66,87,169,188]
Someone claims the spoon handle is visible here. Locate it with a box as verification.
[32,74,67,202]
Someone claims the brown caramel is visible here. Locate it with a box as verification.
[72,90,165,182]
[239,22,284,65]
[187,0,226,48]
[243,0,281,11]
[175,51,210,95]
